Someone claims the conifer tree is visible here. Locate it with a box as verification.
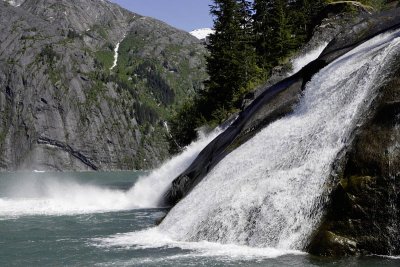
[233,0,260,102]
[270,0,293,61]
[169,0,333,148]
[253,0,274,69]
[204,0,258,120]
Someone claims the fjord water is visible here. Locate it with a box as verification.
[2,33,400,266]
[1,172,399,266]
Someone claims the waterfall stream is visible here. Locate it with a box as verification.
[155,29,400,250]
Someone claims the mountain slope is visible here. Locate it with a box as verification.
[0,0,207,171]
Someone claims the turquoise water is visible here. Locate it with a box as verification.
[0,172,399,266]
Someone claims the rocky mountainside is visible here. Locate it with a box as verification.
[0,0,207,171]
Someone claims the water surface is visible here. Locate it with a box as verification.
[0,172,399,266]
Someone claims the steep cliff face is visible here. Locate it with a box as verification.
[0,0,207,171]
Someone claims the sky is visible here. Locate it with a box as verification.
[109,0,214,32]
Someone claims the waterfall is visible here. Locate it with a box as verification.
[110,34,126,70]
[155,29,400,250]
[126,127,225,208]
[289,42,329,75]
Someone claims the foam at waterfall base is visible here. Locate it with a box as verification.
[0,128,224,218]
[92,227,304,260]
[0,175,133,218]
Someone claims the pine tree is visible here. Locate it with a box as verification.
[270,0,293,61]
[289,0,312,45]
[204,0,259,120]
[169,0,334,148]
[232,0,260,103]
[253,0,274,69]
[253,0,327,69]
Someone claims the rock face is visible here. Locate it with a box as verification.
[308,48,400,257]
[162,7,400,256]
[0,0,207,171]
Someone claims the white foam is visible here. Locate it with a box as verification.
[0,176,133,218]
[126,127,224,208]
[93,227,304,260]
[0,128,224,218]
[386,256,400,259]
[370,254,400,260]
[289,42,328,75]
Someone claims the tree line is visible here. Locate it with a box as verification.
[169,0,387,150]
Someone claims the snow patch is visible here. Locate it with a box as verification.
[190,28,214,40]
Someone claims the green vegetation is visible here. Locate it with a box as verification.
[86,80,105,105]
[134,61,175,106]
[168,0,392,149]
[99,29,207,159]
[92,29,207,128]
[38,45,63,85]
[95,50,114,70]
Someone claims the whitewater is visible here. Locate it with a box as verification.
[0,128,223,218]
[96,29,400,252]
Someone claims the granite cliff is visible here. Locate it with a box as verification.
[0,0,207,171]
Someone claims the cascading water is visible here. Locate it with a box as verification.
[110,34,126,70]
[289,42,328,75]
[150,29,400,250]
[125,127,225,208]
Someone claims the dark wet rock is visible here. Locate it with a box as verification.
[309,230,358,257]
